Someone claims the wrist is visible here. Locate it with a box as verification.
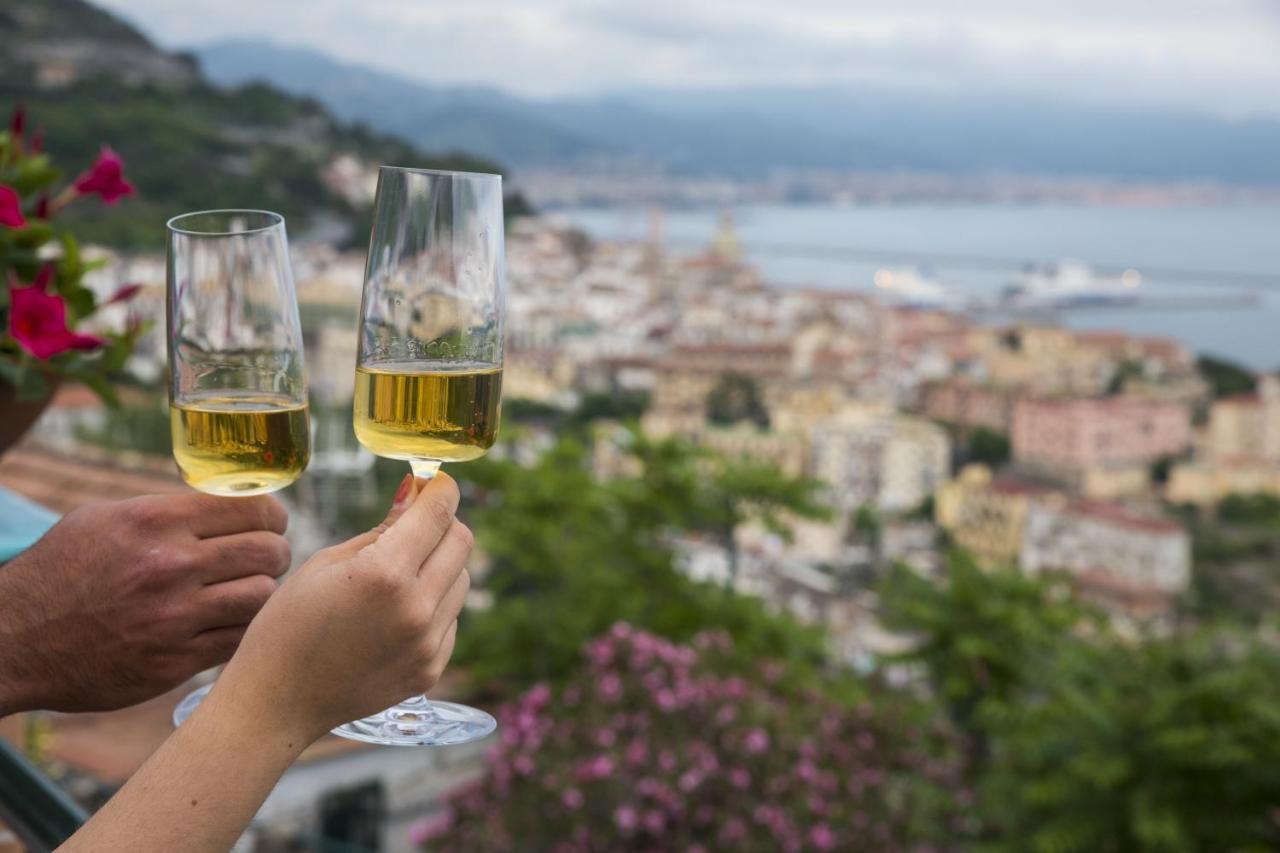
[200,666,328,750]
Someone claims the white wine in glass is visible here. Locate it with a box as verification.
[166,209,310,726]
[353,361,502,466]
[336,166,504,747]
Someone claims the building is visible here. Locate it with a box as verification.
[918,378,1019,433]
[1011,396,1191,495]
[1205,377,1280,462]
[971,325,1115,397]
[934,464,1051,564]
[1020,499,1190,632]
[1166,460,1280,506]
[808,404,951,513]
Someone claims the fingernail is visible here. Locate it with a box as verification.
[392,473,413,506]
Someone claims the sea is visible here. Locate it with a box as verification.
[552,203,1280,370]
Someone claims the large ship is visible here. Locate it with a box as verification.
[872,267,964,310]
[1002,260,1142,310]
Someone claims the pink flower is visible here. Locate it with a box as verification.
[655,689,676,711]
[8,269,105,359]
[409,808,454,844]
[513,755,534,776]
[625,739,648,766]
[810,823,837,850]
[561,787,584,810]
[577,754,614,781]
[0,185,25,229]
[642,810,665,834]
[744,727,770,755]
[598,673,622,701]
[613,805,638,831]
[73,147,135,204]
[728,767,751,789]
[526,682,552,707]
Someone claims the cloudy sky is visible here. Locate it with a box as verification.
[98,0,1280,116]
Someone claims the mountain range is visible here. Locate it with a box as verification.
[196,38,1280,185]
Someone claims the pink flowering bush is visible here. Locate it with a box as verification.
[1,105,143,404]
[417,624,973,851]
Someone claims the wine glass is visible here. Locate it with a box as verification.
[167,209,310,726]
[336,166,504,746]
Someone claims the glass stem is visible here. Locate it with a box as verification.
[409,459,442,480]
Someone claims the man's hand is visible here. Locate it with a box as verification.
[0,493,290,716]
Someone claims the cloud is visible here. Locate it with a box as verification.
[95,0,1280,116]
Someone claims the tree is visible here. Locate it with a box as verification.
[625,430,830,589]
[567,390,650,429]
[981,630,1280,852]
[451,433,830,692]
[966,427,1010,467]
[705,373,769,429]
[878,552,1093,764]
[1197,355,1256,400]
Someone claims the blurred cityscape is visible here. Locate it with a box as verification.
[3,0,1280,851]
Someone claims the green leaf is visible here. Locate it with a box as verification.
[11,221,53,250]
[63,286,96,323]
[98,337,132,373]
[57,232,84,286]
[8,154,61,197]
[76,372,120,408]
[9,362,50,401]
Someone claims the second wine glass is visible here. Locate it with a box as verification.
[337,165,504,746]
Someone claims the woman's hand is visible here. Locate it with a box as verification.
[207,472,472,744]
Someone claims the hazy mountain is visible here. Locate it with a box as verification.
[197,39,610,167]
[196,37,1280,185]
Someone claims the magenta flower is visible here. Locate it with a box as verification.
[0,185,26,229]
[561,788,584,810]
[106,283,144,305]
[73,147,135,204]
[8,104,25,140]
[8,269,105,359]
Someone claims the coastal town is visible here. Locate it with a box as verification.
[2,210,1277,853]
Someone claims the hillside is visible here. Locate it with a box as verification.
[0,0,509,249]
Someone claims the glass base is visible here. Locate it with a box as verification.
[331,695,497,747]
[173,683,213,727]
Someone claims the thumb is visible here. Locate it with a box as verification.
[326,473,422,559]
[379,473,423,531]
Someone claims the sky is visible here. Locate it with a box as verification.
[96,0,1280,117]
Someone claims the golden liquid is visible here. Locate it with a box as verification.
[353,362,502,464]
[170,395,310,496]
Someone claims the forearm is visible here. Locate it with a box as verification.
[58,679,312,852]
[0,559,40,717]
